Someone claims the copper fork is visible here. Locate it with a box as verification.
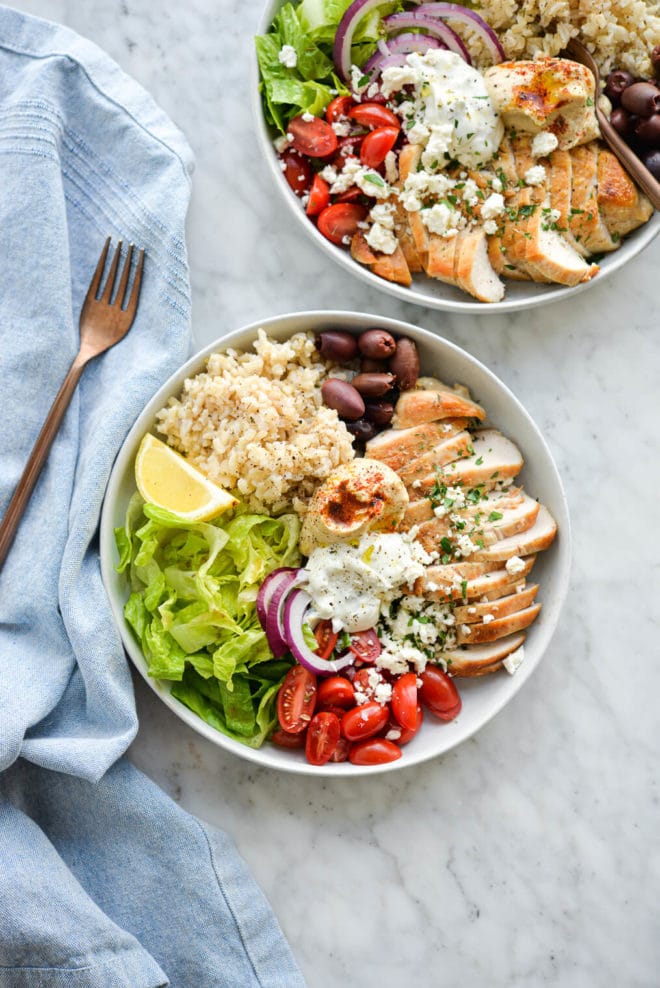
[0,238,145,568]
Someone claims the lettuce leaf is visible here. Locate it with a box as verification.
[116,499,301,747]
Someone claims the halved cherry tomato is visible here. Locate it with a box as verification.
[349,738,402,765]
[317,676,355,710]
[384,705,423,746]
[306,174,330,217]
[349,629,382,664]
[352,668,373,692]
[419,666,462,722]
[279,149,312,197]
[288,114,338,158]
[335,187,365,204]
[330,736,350,762]
[314,619,338,659]
[277,665,317,734]
[317,203,368,246]
[349,103,400,130]
[271,727,306,749]
[341,701,389,741]
[360,126,399,169]
[391,672,419,732]
[326,95,355,123]
[306,711,341,766]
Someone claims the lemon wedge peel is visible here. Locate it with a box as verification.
[134,434,238,522]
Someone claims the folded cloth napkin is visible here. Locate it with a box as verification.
[0,7,305,987]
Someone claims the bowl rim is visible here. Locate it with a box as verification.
[100,309,572,776]
[250,0,660,315]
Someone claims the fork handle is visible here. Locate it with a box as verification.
[0,354,87,569]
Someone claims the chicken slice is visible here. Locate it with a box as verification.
[442,632,526,677]
[413,555,536,601]
[596,147,654,239]
[350,231,412,287]
[453,227,505,303]
[397,430,473,485]
[413,492,540,553]
[454,583,539,623]
[547,148,590,258]
[365,418,468,471]
[428,429,523,492]
[425,233,460,285]
[393,388,486,429]
[400,485,526,531]
[456,602,541,644]
[471,504,557,562]
[487,136,532,281]
[569,142,618,253]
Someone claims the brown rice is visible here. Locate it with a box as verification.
[155,329,355,516]
[461,0,660,77]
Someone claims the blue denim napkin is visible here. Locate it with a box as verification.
[0,7,304,986]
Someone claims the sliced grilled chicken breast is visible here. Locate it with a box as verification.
[596,147,654,238]
[393,388,486,429]
[432,429,523,491]
[454,227,505,303]
[442,632,526,677]
[397,430,473,484]
[569,142,618,253]
[456,602,541,644]
[454,583,539,623]
[414,555,536,601]
[471,504,557,562]
[414,492,540,552]
[365,418,468,472]
[547,148,590,258]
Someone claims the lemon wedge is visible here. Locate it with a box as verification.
[135,434,238,521]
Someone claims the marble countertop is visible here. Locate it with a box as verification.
[13,2,660,984]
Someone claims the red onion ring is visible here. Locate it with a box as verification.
[283,589,355,677]
[363,33,445,79]
[383,11,471,63]
[258,568,301,657]
[333,0,394,83]
[415,3,506,62]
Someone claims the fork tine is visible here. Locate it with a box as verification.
[100,239,123,303]
[84,236,111,304]
[115,243,134,309]
[123,248,145,320]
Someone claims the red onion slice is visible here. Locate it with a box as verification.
[333,0,394,83]
[256,567,298,631]
[415,3,506,63]
[383,11,471,64]
[259,568,302,658]
[283,589,355,677]
[363,33,445,78]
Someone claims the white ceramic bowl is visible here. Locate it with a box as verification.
[252,0,659,315]
[100,311,571,775]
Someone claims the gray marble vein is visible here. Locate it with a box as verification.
[10,2,660,985]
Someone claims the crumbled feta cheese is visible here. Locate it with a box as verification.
[273,135,288,153]
[331,118,351,137]
[483,219,498,235]
[461,178,480,207]
[482,613,494,624]
[365,223,398,255]
[467,606,476,614]
[503,645,525,675]
[481,192,505,221]
[421,202,465,237]
[524,164,546,187]
[505,555,526,575]
[460,624,472,636]
[320,164,338,184]
[369,201,396,230]
[455,533,478,558]
[301,111,315,122]
[407,121,430,145]
[286,132,294,143]
[433,504,446,518]
[278,44,297,68]
[350,64,368,95]
[531,131,559,158]
[384,150,398,185]
[491,175,503,193]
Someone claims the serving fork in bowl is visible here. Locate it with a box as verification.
[0,237,145,569]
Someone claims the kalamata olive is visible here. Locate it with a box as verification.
[604,69,635,103]
[321,378,365,420]
[350,372,396,397]
[641,148,660,180]
[634,113,660,145]
[388,337,419,390]
[621,81,660,117]
[652,46,660,76]
[610,107,634,137]
[344,418,378,442]
[315,331,358,361]
[357,328,397,359]
[364,401,395,426]
[360,357,386,373]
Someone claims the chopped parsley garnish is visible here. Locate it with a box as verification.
[488,511,503,522]
[364,173,385,187]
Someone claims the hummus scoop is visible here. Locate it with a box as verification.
[299,459,408,557]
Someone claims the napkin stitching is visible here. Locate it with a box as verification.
[0,40,192,188]
[192,818,268,988]
[0,99,190,301]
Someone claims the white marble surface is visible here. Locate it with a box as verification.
[13,1,660,984]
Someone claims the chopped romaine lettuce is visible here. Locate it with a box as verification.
[115,495,301,747]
